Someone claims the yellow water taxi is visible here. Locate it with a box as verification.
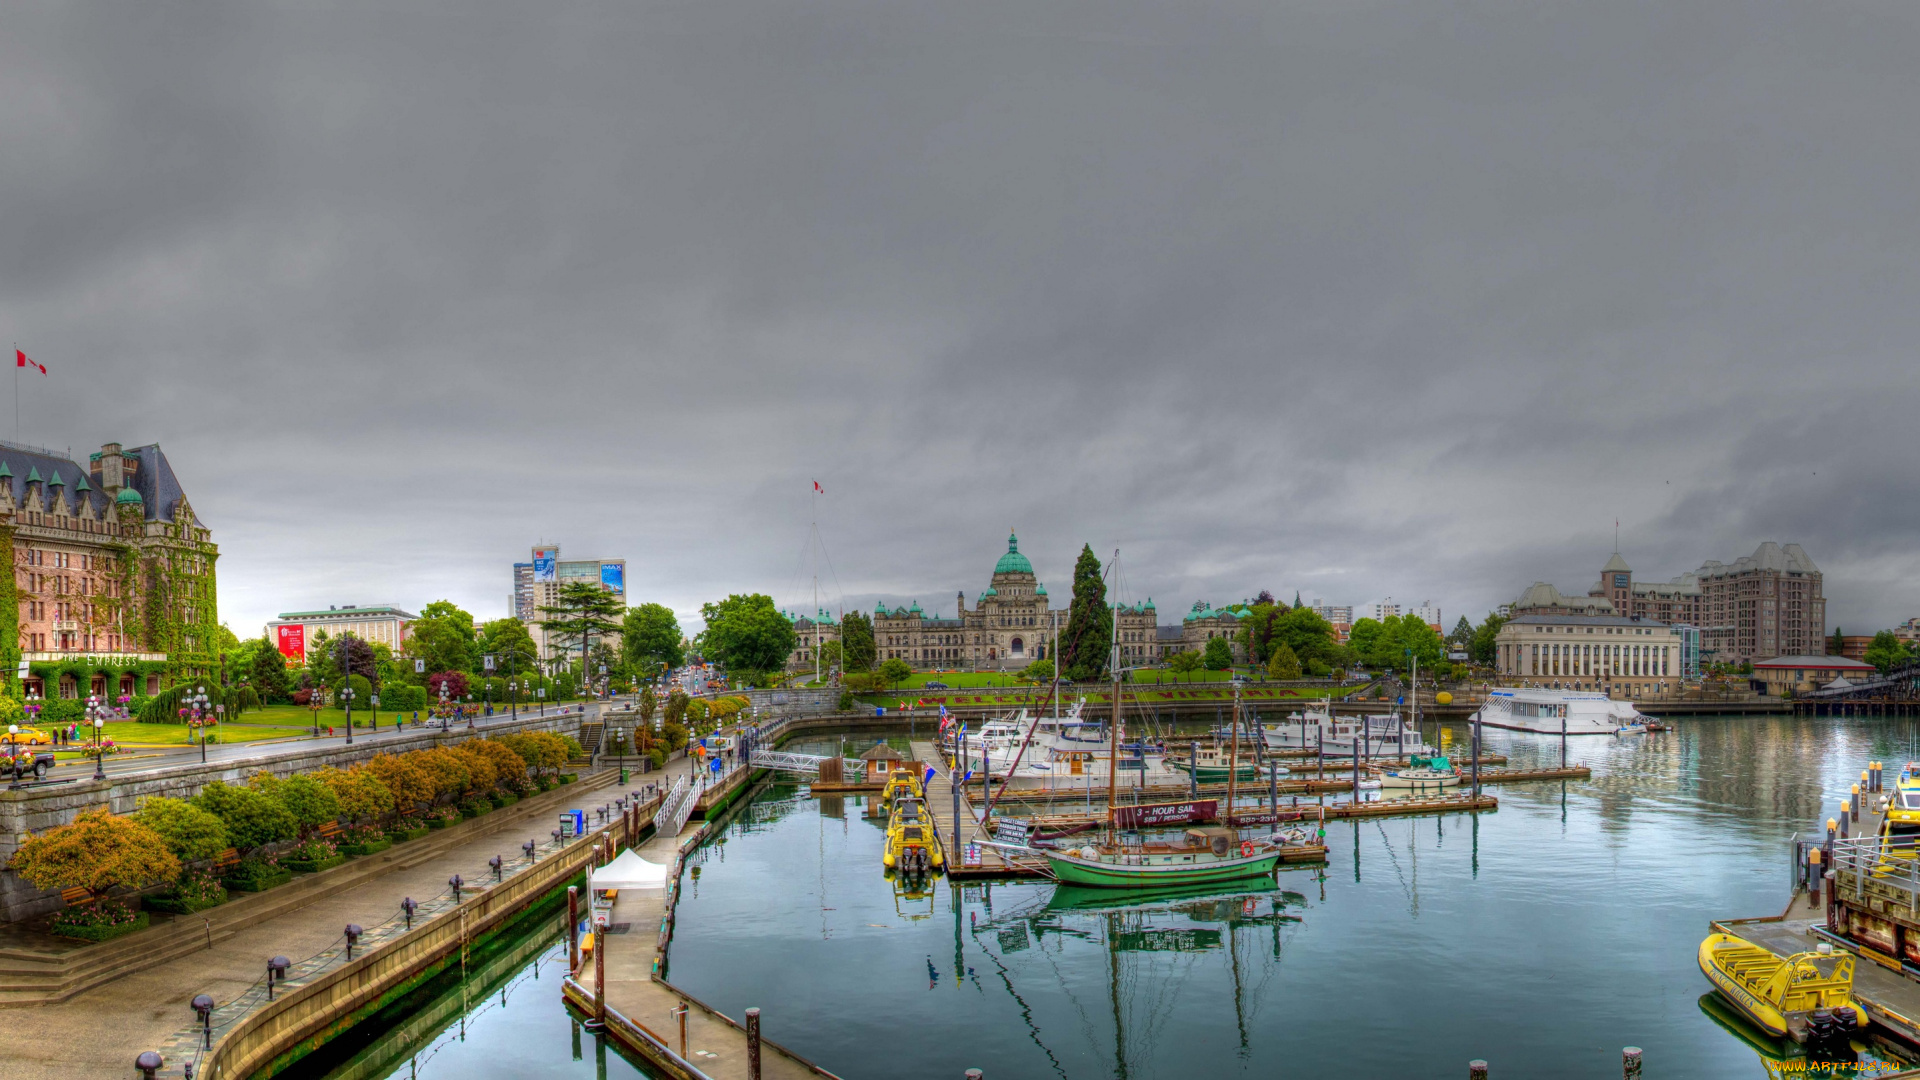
[1698,932,1861,1046]
[1874,767,1920,872]
[882,768,922,809]
[883,795,944,874]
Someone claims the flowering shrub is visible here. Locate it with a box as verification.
[51,897,142,935]
[284,837,339,863]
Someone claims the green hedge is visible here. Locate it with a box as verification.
[145,893,226,915]
[340,838,392,857]
[283,854,347,874]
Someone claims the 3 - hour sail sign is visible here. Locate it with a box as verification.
[1112,800,1217,828]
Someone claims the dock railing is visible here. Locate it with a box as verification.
[1828,836,1920,910]
[654,776,696,838]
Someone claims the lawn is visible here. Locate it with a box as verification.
[93,720,317,747]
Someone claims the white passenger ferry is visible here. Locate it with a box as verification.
[1472,688,1647,735]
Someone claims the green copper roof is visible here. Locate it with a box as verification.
[46,470,62,487]
[0,462,11,479]
[116,488,144,504]
[993,532,1033,576]
[1035,583,1047,595]
[26,466,40,483]
[73,473,89,492]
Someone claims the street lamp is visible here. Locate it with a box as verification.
[439,683,450,731]
[184,686,211,765]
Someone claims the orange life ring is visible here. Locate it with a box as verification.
[1239,840,1255,858]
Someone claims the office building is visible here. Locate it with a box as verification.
[266,604,416,662]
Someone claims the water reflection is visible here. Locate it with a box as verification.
[670,717,1920,1078]
[293,717,1920,1079]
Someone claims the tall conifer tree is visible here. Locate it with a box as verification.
[1061,545,1112,682]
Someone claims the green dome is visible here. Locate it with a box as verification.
[116,488,144,505]
[993,532,1033,576]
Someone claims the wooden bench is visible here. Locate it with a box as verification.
[211,848,240,873]
[318,821,343,838]
[59,886,93,906]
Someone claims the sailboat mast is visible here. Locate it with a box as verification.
[1107,563,1122,845]
[1227,681,1240,830]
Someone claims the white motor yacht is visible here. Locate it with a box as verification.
[1472,688,1646,735]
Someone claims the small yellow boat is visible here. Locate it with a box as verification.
[883,795,944,874]
[1698,933,1861,1046]
[882,768,923,809]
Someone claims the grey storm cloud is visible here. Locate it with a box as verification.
[3,0,1918,637]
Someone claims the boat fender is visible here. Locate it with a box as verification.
[1240,841,1255,858]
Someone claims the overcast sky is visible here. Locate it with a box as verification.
[5,0,1918,640]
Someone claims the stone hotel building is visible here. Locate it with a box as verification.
[1509,542,1824,665]
[5,440,219,698]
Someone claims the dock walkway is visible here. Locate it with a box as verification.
[581,754,843,1079]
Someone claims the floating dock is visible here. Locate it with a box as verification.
[1709,762,1920,1050]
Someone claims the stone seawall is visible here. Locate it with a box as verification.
[0,711,583,924]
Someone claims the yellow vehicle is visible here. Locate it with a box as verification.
[1873,768,1920,870]
[881,768,922,810]
[2,727,51,747]
[883,796,944,874]
[1698,933,1861,1046]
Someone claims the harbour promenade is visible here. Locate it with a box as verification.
[0,770,625,1079]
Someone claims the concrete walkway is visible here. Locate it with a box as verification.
[0,775,629,1080]
[580,769,827,1080]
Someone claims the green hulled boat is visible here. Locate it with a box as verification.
[1041,598,1283,888]
[1042,830,1284,887]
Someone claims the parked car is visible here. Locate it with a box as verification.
[924,681,949,690]
[3,726,52,747]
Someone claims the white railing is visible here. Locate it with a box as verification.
[654,776,696,838]
[747,749,865,776]
[1830,837,1920,906]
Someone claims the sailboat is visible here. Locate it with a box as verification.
[1041,577,1284,888]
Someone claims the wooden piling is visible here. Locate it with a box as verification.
[747,1006,762,1080]
[568,886,580,973]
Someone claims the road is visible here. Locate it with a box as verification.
[28,702,614,781]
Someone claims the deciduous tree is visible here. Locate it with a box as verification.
[1202,636,1234,671]
[697,594,798,677]
[190,782,297,853]
[622,603,685,671]
[9,808,181,897]
[134,798,230,864]
[1865,631,1913,673]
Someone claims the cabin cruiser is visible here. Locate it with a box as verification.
[1261,707,1432,757]
[1472,688,1646,735]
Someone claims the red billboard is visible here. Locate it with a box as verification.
[276,623,306,662]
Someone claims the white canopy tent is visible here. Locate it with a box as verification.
[590,848,669,892]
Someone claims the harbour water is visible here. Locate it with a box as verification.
[300,715,1920,1079]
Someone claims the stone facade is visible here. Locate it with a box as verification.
[5,440,219,696]
[1177,601,1250,662]
[1511,543,1825,665]
[864,533,1159,672]
[1493,613,1684,699]
[782,609,840,674]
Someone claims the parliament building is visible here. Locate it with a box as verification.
[788,533,1159,673]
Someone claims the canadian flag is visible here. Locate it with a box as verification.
[813,480,823,493]
[15,350,44,374]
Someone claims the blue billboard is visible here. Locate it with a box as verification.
[533,547,557,583]
[600,562,624,593]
